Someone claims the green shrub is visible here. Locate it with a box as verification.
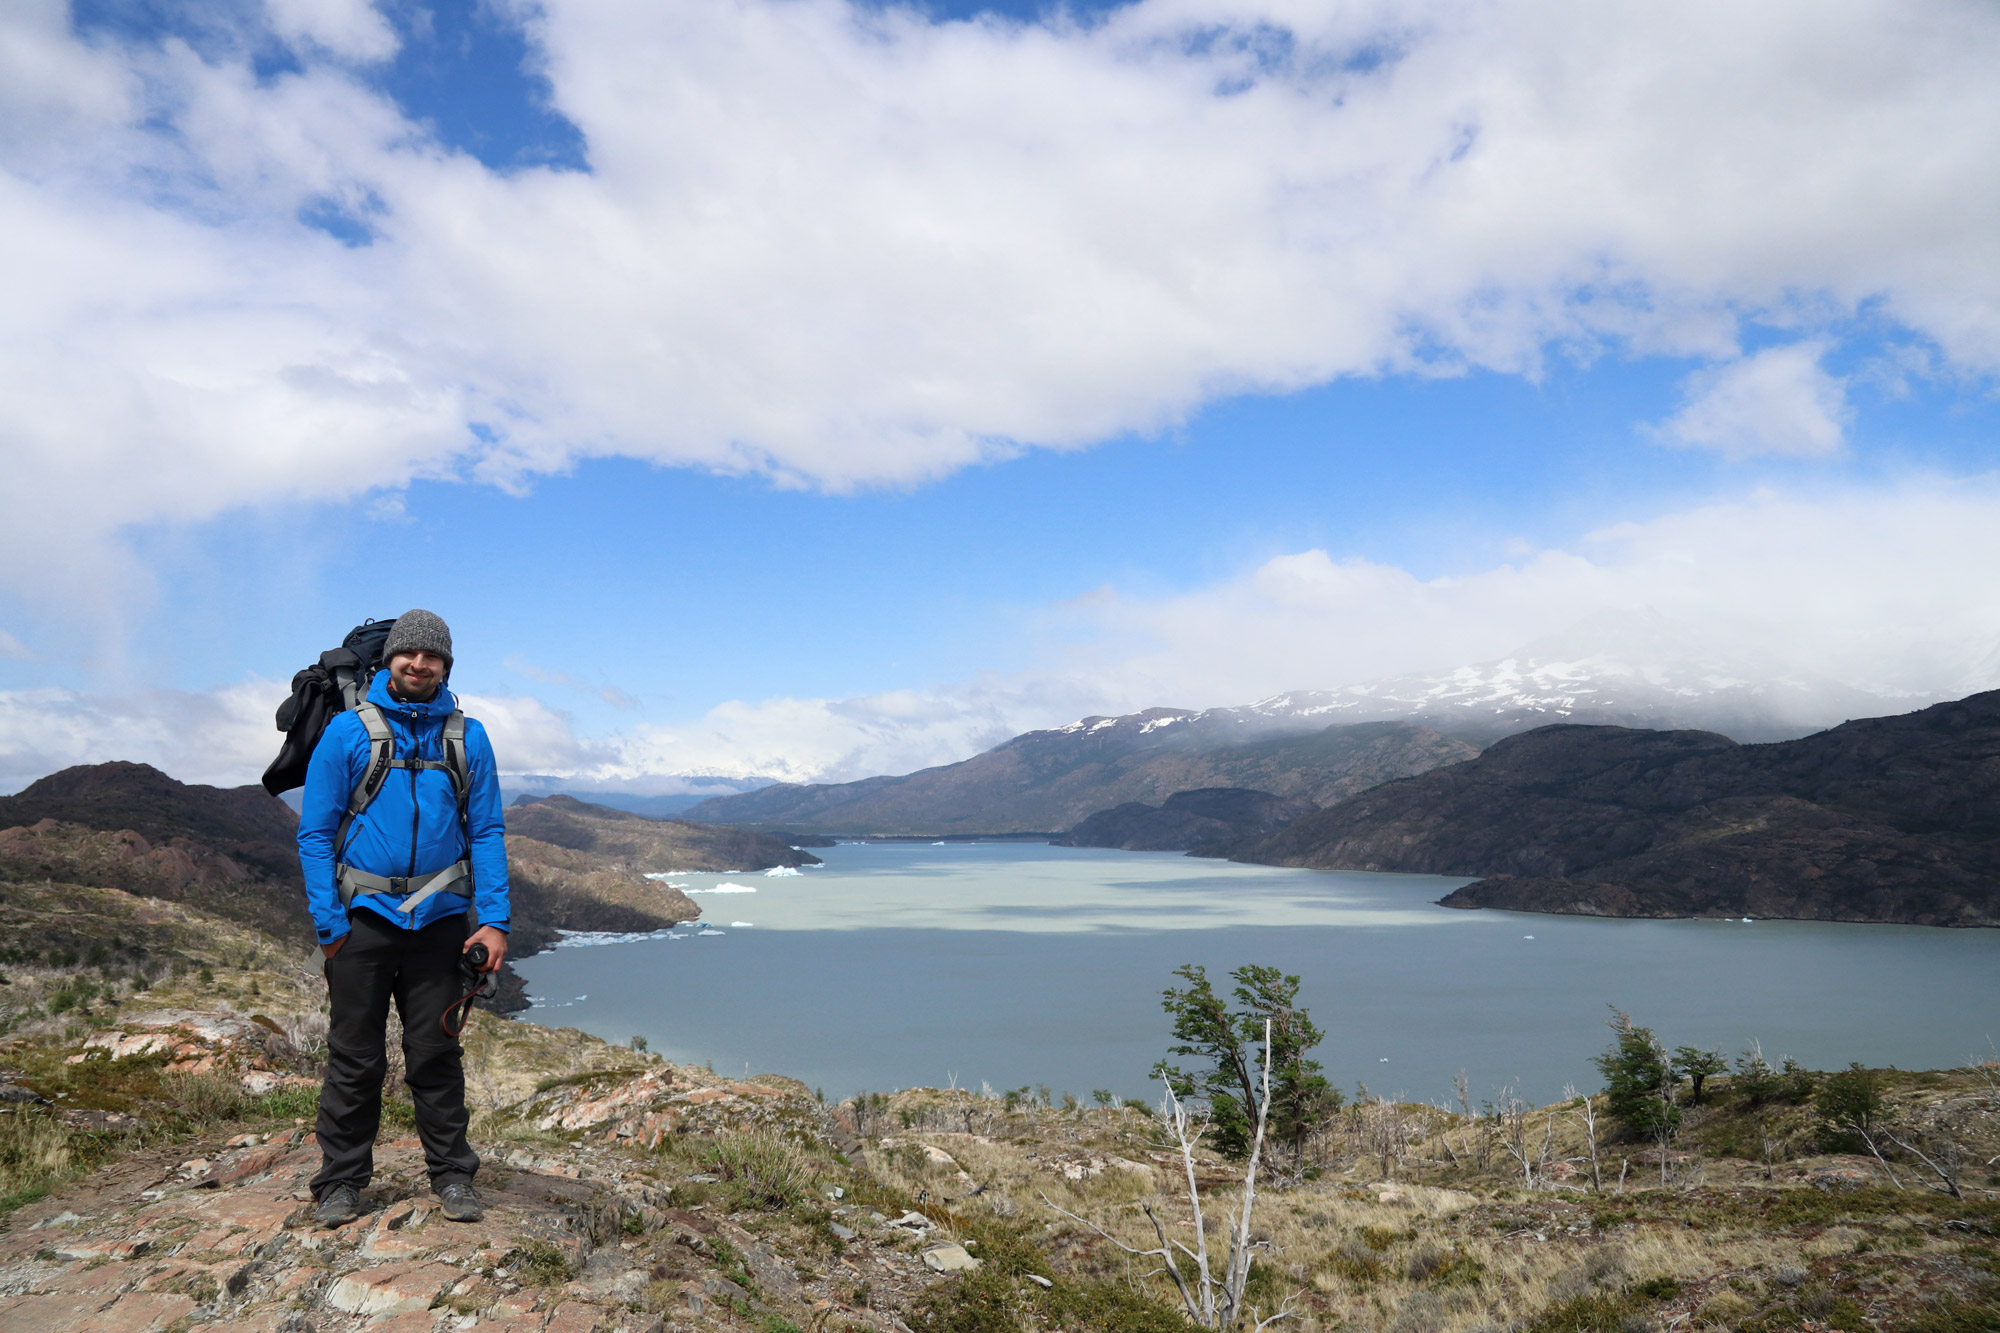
[160,1071,249,1124]
[1524,1293,1634,1333]
[699,1131,812,1211]
[504,1239,576,1287]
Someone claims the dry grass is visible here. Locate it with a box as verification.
[839,1081,2000,1333]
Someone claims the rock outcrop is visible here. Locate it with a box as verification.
[1229,691,2000,926]
[1056,787,1315,851]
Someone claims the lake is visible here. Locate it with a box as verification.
[510,841,2000,1107]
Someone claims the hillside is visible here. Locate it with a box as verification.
[0,765,715,997]
[1056,786,1315,851]
[1226,690,2000,926]
[506,794,821,871]
[686,718,1475,835]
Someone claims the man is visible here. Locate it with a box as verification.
[296,609,511,1227]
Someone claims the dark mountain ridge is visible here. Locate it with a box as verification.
[685,718,1476,835]
[1056,787,1316,851]
[1223,691,2000,927]
[0,761,301,882]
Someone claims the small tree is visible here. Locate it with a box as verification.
[1593,1008,1680,1140]
[1816,1063,1885,1153]
[1672,1046,1727,1104]
[1155,964,1341,1161]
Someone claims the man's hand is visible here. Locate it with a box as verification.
[464,925,508,973]
[322,935,348,959]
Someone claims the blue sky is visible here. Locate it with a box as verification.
[2,0,1997,789]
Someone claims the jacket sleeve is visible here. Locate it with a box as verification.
[463,718,512,932]
[297,714,360,945]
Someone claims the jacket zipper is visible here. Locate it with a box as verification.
[406,716,421,884]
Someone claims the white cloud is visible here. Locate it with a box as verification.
[7,481,1997,791]
[0,631,33,661]
[563,481,2000,784]
[0,677,598,794]
[4,0,2000,605]
[0,678,287,794]
[1656,344,1850,458]
[264,0,398,63]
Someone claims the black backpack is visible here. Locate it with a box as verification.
[261,618,397,796]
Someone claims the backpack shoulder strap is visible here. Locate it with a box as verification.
[441,710,472,832]
[441,711,469,800]
[348,702,397,817]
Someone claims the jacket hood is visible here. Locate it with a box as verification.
[367,668,458,716]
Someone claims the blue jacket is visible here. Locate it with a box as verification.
[297,672,511,945]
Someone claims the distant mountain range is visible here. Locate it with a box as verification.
[501,773,775,819]
[682,632,1916,834]
[683,716,1477,834]
[1222,691,2000,927]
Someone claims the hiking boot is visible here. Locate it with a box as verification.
[314,1183,365,1229]
[437,1181,483,1222]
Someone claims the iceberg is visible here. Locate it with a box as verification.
[765,866,803,877]
[552,929,681,948]
[685,883,756,894]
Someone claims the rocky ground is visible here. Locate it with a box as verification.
[0,1011,975,1333]
[5,1006,1999,1333]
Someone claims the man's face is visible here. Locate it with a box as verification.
[387,650,446,701]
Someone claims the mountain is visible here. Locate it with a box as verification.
[685,613,1917,836]
[1055,787,1316,851]
[1227,637,1901,745]
[684,718,1476,835]
[501,773,776,819]
[1223,691,2000,927]
[0,761,302,883]
[0,763,311,943]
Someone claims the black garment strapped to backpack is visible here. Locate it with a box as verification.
[262,619,396,796]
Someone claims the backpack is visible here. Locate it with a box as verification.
[264,618,475,913]
[262,618,396,795]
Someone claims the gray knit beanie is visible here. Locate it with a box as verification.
[382,609,453,670]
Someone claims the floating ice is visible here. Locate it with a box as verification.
[686,883,756,894]
[698,928,726,936]
[931,841,946,846]
[765,866,802,877]
[730,921,754,928]
[552,929,682,948]
[1523,935,1535,939]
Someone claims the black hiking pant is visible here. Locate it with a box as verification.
[311,910,480,1199]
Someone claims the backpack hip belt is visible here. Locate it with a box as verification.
[335,860,472,915]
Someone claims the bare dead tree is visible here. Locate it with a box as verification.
[1495,1085,1547,1189]
[1564,1083,1602,1192]
[1045,1020,1296,1332]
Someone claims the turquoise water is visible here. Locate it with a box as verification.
[511,841,2000,1105]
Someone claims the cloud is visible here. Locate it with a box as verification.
[0,677,598,793]
[265,0,399,63]
[0,631,33,661]
[7,481,1996,791]
[558,481,2000,784]
[5,0,2000,605]
[1655,344,1850,459]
